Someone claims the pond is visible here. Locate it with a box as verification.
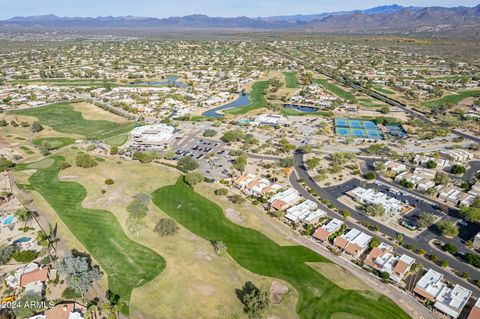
[202,93,250,118]
[140,76,189,88]
[284,104,319,113]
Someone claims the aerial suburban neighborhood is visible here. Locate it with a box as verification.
[0,1,480,319]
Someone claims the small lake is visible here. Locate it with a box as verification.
[140,76,189,88]
[203,93,250,118]
[284,104,319,113]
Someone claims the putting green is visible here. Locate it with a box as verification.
[152,178,410,319]
[26,156,165,314]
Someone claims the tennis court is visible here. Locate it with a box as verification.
[335,118,383,139]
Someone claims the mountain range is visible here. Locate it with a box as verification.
[2,4,480,38]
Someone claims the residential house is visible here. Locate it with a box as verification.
[434,284,472,319]
[269,188,301,211]
[467,298,480,319]
[28,302,86,319]
[313,218,343,242]
[334,228,372,258]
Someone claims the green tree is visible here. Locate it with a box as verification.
[460,207,480,223]
[417,211,437,229]
[450,164,466,175]
[177,156,199,171]
[434,172,449,185]
[31,121,43,132]
[154,218,179,237]
[437,221,459,237]
[110,146,118,155]
[185,172,204,186]
[237,281,270,319]
[203,129,217,137]
[76,153,97,168]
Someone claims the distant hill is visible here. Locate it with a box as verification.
[1,4,480,38]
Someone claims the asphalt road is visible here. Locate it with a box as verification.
[291,152,480,295]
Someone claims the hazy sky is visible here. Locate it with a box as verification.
[1,0,479,19]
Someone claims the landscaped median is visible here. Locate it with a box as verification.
[152,177,411,319]
[21,156,166,314]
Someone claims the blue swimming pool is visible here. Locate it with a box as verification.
[13,236,31,244]
[3,214,14,225]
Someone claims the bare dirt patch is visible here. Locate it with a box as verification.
[270,280,290,304]
[72,102,128,123]
[225,208,244,225]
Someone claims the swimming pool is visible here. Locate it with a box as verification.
[3,214,14,225]
[13,236,32,244]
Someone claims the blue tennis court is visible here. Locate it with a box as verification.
[336,127,350,136]
[335,118,349,127]
[334,117,384,140]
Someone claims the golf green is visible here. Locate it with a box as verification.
[152,178,410,319]
[26,156,165,314]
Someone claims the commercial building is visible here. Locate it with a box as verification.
[334,228,372,258]
[253,114,290,127]
[128,124,176,149]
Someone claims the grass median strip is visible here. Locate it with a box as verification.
[152,177,410,319]
[25,156,165,314]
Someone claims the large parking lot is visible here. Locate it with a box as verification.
[172,137,232,180]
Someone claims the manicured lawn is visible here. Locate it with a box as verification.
[425,89,480,109]
[32,137,76,149]
[314,79,356,102]
[152,178,410,319]
[281,107,332,117]
[372,85,395,95]
[284,71,300,88]
[13,103,133,139]
[26,156,165,314]
[224,81,269,115]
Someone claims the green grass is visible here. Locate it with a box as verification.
[19,146,34,154]
[32,137,75,150]
[13,103,133,139]
[224,81,269,115]
[152,178,410,319]
[25,156,165,314]
[425,89,480,109]
[372,85,395,95]
[284,72,300,88]
[314,79,355,102]
[281,107,332,117]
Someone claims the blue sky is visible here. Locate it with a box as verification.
[1,0,479,19]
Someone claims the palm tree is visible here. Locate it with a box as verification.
[14,209,34,227]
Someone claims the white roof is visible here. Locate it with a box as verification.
[323,218,343,233]
[341,228,372,248]
[434,284,472,319]
[416,268,445,299]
